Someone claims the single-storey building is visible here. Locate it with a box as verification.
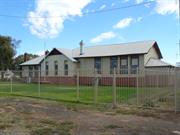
[20,40,173,85]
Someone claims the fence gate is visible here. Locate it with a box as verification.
[175,68,180,112]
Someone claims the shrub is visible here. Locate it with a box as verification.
[143,100,155,107]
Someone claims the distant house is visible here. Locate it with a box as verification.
[20,40,173,85]
[0,70,14,80]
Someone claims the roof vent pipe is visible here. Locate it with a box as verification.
[79,40,84,55]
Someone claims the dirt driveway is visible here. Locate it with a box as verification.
[0,97,180,135]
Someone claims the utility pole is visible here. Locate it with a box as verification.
[176,0,180,67]
[178,0,180,54]
[43,40,46,81]
[178,0,180,55]
[175,0,180,113]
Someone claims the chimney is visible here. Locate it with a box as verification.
[45,50,49,55]
[24,53,28,62]
[79,40,84,55]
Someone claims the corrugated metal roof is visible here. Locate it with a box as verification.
[20,40,160,65]
[20,55,45,66]
[57,48,77,62]
[145,58,172,67]
[72,40,157,58]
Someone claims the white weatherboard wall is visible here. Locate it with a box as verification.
[40,54,76,77]
[78,57,111,76]
[22,66,29,77]
[78,54,145,76]
[22,65,40,77]
[102,57,110,75]
[79,57,94,76]
[144,46,159,65]
[138,54,145,71]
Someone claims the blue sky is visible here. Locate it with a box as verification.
[0,0,179,64]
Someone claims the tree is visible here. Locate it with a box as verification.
[12,53,39,70]
[0,35,21,70]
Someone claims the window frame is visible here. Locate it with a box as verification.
[94,57,102,74]
[45,61,49,76]
[110,56,118,74]
[120,56,128,74]
[54,61,58,76]
[130,55,139,74]
[64,60,68,75]
[34,66,39,77]
[29,66,33,77]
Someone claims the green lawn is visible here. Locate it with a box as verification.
[0,82,173,106]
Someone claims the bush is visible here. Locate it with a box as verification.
[143,100,155,107]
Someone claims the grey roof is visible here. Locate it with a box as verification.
[20,55,45,66]
[145,58,172,67]
[20,40,161,65]
[72,40,159,58]
[176,62,180,67]
[57,48,77,62]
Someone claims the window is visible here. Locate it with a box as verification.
[29,66,33,77]
[131,56,139,74]
[120,56,128,74]
[110,56,118,74]
[94,57,101,74]
[64,60,68,75]
[34,66,39,77]
[54,61,58,76]
[45,61,49,76]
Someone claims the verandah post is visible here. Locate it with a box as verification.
[76,69,80,102]
[112,67,117,108]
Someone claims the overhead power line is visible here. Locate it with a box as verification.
[0,1,155,19]
[83,1,155,15]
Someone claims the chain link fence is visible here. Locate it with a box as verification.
[0,68,179,112]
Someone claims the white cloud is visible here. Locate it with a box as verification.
[113,17,142,30]
[27,0,92,39]
[124,0,144,4]
[111,3,115,7]
[136,17,143,22]
[99,4,106,10]
[90,31,116,43]
[123,0,178,17]
[136,0,144,4]
[113,18,133,29]
[154,0,178,17]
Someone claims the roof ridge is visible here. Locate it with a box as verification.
[57,48,72,51]
[72,40,156,50]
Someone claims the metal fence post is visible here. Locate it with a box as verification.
[174,68,177,113]
[94,69,98,105]
[112,68,117,108]
[76,69,80,102]
[136,67,139,106]
[10,76,12,93]
[38,69,41,97]
[156,73,159,88]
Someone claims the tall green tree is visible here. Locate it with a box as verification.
[0,35,21,70]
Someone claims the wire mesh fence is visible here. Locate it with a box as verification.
[0,68,179,112]
[175,68,180,112]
